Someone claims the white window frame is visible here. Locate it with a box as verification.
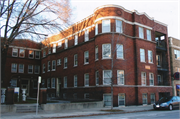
[95,46,98,60]
[35,51,40,59]
[147,29,151,41]
[148,50,153,63]
[142,93,148,105]
[64,57,68,69]
[116,44,123,59]
[12,48,18,57]
[95,71,99,85]
[52,44,56,53]
[174,49,180,60]
[150,93,155,104]
[140,49,145,62]
[149,73,154,86]
[118,93,125,106]
[29,50,34,59]
[84,51,89,64]
[141,72,146,86]
[28,65,33,74]
[84,73,89,86]
[43,64,45,73]
[139,27,144,39]
[64,39,68,49]
[84,29,89,42]
[84,93,89,99]
[64,76,67,88]
[117,70,124,85]
[34,65,40,74]
[156,55,161,66]
[74,75,77,87]
[74,54,78,66]
[43,50,46,57]
[157,75,162,85]
[74,35,78,45]
[19,49,25,58]
[58,41,62,47]
[52,60,56,71]
[57,59,61,66]
[48,48,51,54]
[18,64,24,73]
[102,44,111,59]
[102,19,110,33]
[95,23,98,35]
[11,63,17,73]
[48,61,51,71]
[51,78,55,88]
[116,20,122,33]
[47,78,50,88]
[103,70,112,85]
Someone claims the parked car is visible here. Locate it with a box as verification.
[153,96,180,110]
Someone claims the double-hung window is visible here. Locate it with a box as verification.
[142,94,147,105]
[28,65,33,74]
[149,73,154,86]
[64,39,68,49]
[174,49,180,59]
[29,50,34,58]
[52,44,56,53]
[84,51,89,64]
[64,76,67,88]
[43,50,46,57]
[34,65,40,74]
[95,23,98,35]
[102,44,111,59]
[102,19,110,33]
[35,51,40,59]
[74,35,78,45]
[18,64,24,73]
[84,30,89,42]
[51,78,55,88]
[103,70,112,85]
[118,93,125,106]
[43,64,45,73]
[74,75,77,87]
[150,94,155,104]
[47,78,50,88]
[74,54,78,66]
[116,44,123,59]
[156,55,161,66]
[12,48,18,57]
[140,49,145,62]
[57,59,61,66]
[117,70,124,85]
[64,57,68,68]
[139,27,144,39]
[141,72,146,86]
[95,71,99,85]
[147,29,151,41]
[48,48,51,54]
[95,46,98,60]
[58,41,62,47]
[19,49,25,58]
[116,20,122,33]
[11,63,17,73]
[48,61,51,71]
[84,73,89,86]
[148,50,153,63]
[52,60,56,71]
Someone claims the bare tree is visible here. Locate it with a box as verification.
[0,0,72,85]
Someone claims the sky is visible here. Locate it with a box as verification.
[70,0,180,39]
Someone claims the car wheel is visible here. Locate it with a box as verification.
[169,105,173,111]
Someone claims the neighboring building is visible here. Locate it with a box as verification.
[169,37,180,96]
[3,4,172,106]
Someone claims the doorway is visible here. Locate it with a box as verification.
[21,80,30,96]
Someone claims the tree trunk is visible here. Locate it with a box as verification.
[1,47,8,87]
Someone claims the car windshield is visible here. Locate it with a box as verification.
[159,96,172,102]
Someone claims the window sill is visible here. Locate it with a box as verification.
[95,59,99,61]
[148,62,153,64]
[52,69,56,71]
[140,61,146,63]
[47,70,50,72]
[64,67,67,69]
[102,58,112,60]
[149,85,154,86]
[28,72,33,74]
[74,65,78,67]
[84,63,89,65]
[116,58,124,60]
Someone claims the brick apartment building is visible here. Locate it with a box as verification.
[3,4,172,106]
[169,37,180,96]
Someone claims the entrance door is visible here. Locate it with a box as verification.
[104,94,111,106]
[21,80,29,96]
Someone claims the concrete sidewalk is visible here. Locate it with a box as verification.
[0,105,153,119]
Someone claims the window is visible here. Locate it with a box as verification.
[104,94,111,106]
[64,39,68,49]
[95,71,99,85]
[74,35,78,45]
[102,19,110,33]
[12,48,18,57]
[116,44,123,59]
[48,61,51,71]
[64,57,67,68]
[103,70,112,85]
[74,75,77,87]
[35,51,40,59]
[64,76,67,88]
[74,54,78,66]
[116,20,122,33]
[28,65,33,74]
[95,23,98,35]
[142,94,147,105]
[118,93,125,106]
[95,46,98,60]
[140,49,145,62]
[29,50,34,58]
[117,70,124,85]
[147,29,151,41]
[19,49,25,58]
[174,49,180,59]
[53,44,56,53]
[150,94,155,104]
[10,79,17,87]
[63,93,66,99]
[73,93,77,99]
[58,41,62,47]
[141,72,146,86]
[148,50,153,63]
[57,59,61,66]
[11,63,17,73]
[156,55,161,66]
[102,44,111,59]
[84,30,89,42]
[18,64,24,73]
[84,51,89,64]
[47,78,50,88]
[43,50,46,57]
[157,75,162,85]
[149,73,154,86]
[43,64,45,73]
[34,65,40,74]
[139,27,144,39]
[48,48,51,54]
[51,78,55,88]
[52,60,56,71]
[84,93,89,99]
[84,73,89,86]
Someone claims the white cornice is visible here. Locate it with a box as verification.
[169,44,180,50]
[9,45,41,51]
